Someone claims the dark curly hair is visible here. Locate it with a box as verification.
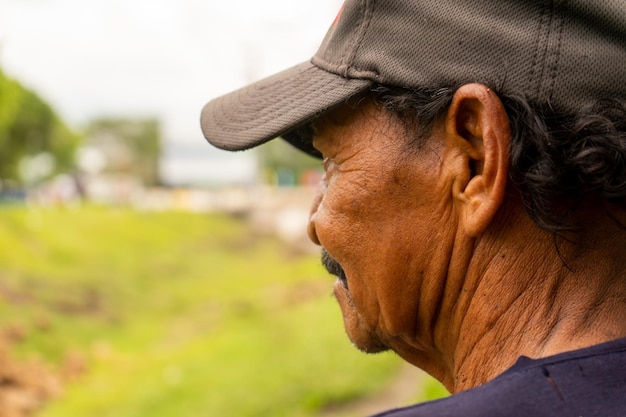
[372,85,626,233]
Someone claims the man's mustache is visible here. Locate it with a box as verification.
[322,249,348,288]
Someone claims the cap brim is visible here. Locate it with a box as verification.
[200,61,372,155]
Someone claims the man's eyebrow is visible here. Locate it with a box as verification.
[309,122,320,137]
[309,122,328,147]
[298,124,315,142]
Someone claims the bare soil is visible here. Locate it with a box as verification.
[0,340,59,417]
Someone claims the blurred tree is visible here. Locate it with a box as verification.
[85,118,161,186]
[258,139,321,186]
[0,69,80,184]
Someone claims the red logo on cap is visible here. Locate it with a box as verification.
[332,3,345,28]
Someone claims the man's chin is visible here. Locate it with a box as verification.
[333,280,390,354]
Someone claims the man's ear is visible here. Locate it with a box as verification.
[444,83,510,237]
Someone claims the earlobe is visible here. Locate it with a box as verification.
[445,84,511,237]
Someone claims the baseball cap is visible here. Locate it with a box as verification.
[200,0,626,156]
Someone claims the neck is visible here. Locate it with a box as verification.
[437,206,626,392]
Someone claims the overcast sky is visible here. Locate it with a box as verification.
[0,0,342,184]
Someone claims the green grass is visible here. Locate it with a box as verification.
[0,204,444,417]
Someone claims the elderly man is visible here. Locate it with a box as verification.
[200,0,626,415]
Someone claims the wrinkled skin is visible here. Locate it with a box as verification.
[307,98,456,356]
[305,86,626,392]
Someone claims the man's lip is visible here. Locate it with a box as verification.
[336,269,348,288]
[321,249,348,290]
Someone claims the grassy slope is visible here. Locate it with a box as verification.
[0,205,435,417]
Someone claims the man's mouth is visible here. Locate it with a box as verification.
[321,249,348,289]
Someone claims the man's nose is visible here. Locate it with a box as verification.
[307,182,325,246]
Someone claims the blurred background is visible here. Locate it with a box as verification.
[0,1,447,416]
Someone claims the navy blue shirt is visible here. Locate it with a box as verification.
[373,338,626,416]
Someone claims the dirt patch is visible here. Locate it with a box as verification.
[0,334,90,417]
[0,280,92,417]
[0,341,60,417]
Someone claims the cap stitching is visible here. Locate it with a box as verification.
[337,0,364,75]
[528,2,547,95]
[547,0,566,105]
[538,1,558,102]
[340,0,376,78]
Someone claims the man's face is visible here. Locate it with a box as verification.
[307,98,457,356]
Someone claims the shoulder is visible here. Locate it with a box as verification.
[372,338,626,417]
